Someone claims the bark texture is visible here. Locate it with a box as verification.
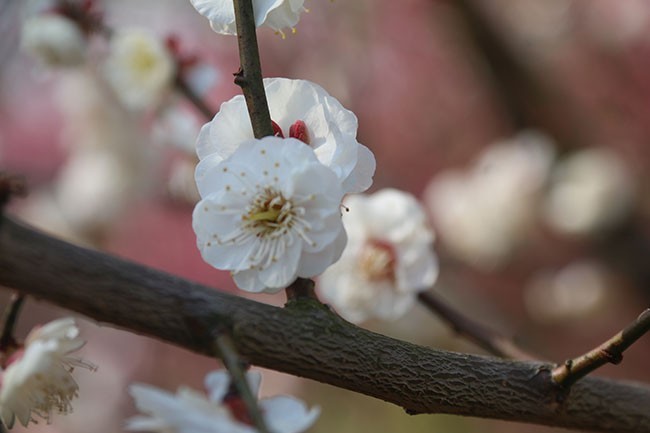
[1,215,649,432]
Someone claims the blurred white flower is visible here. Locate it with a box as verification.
[544,147,635,236]
[104,29,175,110]
[167,157,201,205]
[197,77,375,195]
[21,14,86,67]
[185,63,221,96]
[152,106,203,155]
[525,260,610,323]
[425,131,555,269]
[582,0,650,47]
[128,370,319,433]
[193,136,346,293]
[190,0,307,36]
[0,318,96,428]
[319,189,438,323]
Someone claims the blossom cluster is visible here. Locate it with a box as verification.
[192,77,376,293]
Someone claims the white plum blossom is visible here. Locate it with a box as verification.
[197,77,375,195]
[543,147,635,236]
[425,131,555,269]
[127,370,319,433]
[193,136,347,293]
[318,189,439,323]
[190,0,307,36]
[104,29,175,110]
[21,14,86,67]
[0,318,96,428]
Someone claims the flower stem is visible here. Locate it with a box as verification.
[551,308,650,390]
[232,0,274,138]
[213,331,271,433]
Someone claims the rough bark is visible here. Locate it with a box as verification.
[0,215,649,432]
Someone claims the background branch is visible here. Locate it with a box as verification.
[417,291,536,360]
[0,215,649,433]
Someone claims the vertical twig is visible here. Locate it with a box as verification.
[232,0,274,138]
[213,331,271,433]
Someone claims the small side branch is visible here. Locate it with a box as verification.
[0,173,27,209]
[214,331,271,433]
[417,291,536,360]
[174,73,215,121]
[0,293,25,351]
[552,308,650,389]
[232,0,274,138]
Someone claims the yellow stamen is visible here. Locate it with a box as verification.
[247,208,281,222]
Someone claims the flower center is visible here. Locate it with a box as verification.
[272,120,310,145]
[243,187,292,231]
[130,40,160,78]
[215,186,316,271]
[358,239,397,282]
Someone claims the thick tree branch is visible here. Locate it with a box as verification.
[0,215,649,432]
[232,0,274,138]
[552,309,650,390]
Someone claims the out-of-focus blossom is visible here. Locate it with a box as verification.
[425,131,555,269]
[185,63,221,97]
[582,0,650,47]
[152,106,203,155]
[104,29,175,111]
[525,260,610,323]
[489,0,572,50]
[189,0,307,36]
[21,14,86,67]
[197,77,375,195]
[127,369,319,433]
[167,157,201,205]
[193,136,346,293]
[319,189,438,323]
[0,318,96,428]
[17,70,151,246]
[544,147,634,236]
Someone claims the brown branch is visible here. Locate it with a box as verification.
[417,291,536,360]
[213,331,270,433]
[174,73,215,121]
[1,214,650,432]
[0,173,27,209]
[552,309,650,390]
[0,293,25,351]
[450,0,587,148]
[232,0,274,138]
